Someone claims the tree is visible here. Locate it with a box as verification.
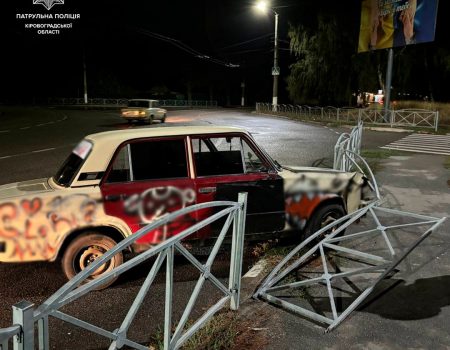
[287,11,358,105]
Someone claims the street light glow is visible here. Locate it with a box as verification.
[254,1,269,13]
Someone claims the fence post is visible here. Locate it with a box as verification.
[12,301,34,350]
[229,192,248,311]
[164,246,174,350]
[321,107,324,119]
[390,110,394,128]
[38,317,49,350]
[337,108,340,122]
[435,111,439,132]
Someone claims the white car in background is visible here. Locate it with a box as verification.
[121,99,167,124]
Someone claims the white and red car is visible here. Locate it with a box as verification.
[0,126,367,283]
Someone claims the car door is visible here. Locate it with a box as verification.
[190,133,285,236]
[100,136,196,244]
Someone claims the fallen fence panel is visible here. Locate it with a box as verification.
[254,201,446,332]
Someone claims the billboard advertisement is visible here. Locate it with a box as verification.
[358,0,439,53]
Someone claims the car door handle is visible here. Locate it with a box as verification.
[104,194,128,202]
[198,187,216,194]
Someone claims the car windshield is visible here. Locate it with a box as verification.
[53,140,93,187]
[248,133,282,171]
[128,100,150,108]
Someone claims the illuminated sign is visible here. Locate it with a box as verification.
[358,0,439,53]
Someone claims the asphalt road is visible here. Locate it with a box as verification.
[0,107,404,349]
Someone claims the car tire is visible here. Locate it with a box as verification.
[61,233,123,289]
[161,114,166,123]
[148,116,154,125]
[304,203,346,241]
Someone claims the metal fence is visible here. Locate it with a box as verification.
[46,98,218,108]
[254,200,446,331]
[0,193,247,350]
[256,103,440,131]
[333,122,363,172]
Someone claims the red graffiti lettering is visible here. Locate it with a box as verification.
[0,203,20,238]
[21,198,42,217]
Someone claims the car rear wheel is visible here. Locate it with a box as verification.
[305,203,346,241]
[61,233,123,289]
[161,114,166,123]
[148,115,154,125]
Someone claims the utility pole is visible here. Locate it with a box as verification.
[83,47,88,104]
[272,12,279,111]
[384,48,394,122]
[241,81,245,107]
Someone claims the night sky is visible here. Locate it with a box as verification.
[0,0,448,105]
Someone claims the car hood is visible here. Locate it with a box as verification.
[0,178,54,200]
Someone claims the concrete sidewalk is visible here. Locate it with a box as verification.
[237,152,450,350]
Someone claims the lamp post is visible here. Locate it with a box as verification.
[255,1,279,111]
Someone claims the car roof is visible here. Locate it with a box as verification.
[85,125,247,145]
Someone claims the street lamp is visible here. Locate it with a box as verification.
[254,1,279,111]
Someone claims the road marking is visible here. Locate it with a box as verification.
[19,126,32,130]
[0,145,73,161]
[381,134,450,156]
[0,130,11,133]
[32,148,56,153]
[35,123,46,127]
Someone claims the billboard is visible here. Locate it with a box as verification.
[358,0,439,53]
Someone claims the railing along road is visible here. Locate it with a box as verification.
[256,103,440,131]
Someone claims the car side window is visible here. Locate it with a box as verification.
[192,136,267,177]
[130,138,188,180]
[106,138,188,183]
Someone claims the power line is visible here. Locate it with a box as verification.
[135,28,240,68]
[218,33,273,51]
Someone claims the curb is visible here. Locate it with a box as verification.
[240,259,267,302]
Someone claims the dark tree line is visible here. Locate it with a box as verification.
[285,0,450,106]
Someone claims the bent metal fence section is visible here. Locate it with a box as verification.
[254,201,446,332]
[333,122,362,172]
[0,193,247,350]
[256,103,439,131]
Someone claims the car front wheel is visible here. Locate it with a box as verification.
[305,203,345,240]
[61,233,123,289]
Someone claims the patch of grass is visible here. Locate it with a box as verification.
[183,312,239,350]
[444,156,450,170]
[361,148,406,159]
[252,240,296,271]
[360,148,409,174]
[148,312,239,350]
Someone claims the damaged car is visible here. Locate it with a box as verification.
[0,126,369,284]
